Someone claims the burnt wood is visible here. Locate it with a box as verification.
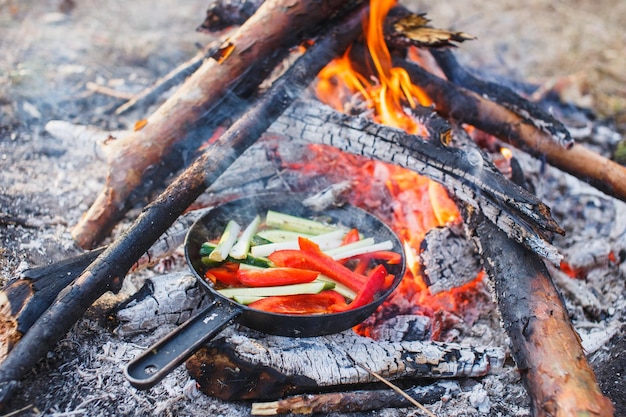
[419,223,482,294]
[428,48,573,149]
[0,5,367,406]
[270,98,565,263]
[185,328,504,401]
[394,57,626,204]
[250,381,460,414]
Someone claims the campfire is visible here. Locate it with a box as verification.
[1,0,624,416]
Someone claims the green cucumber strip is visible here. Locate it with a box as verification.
[200,242,273,268]
[323,237,376,258]
[327,240,394,260]
[256,229,315,243]
[315,275,357,300]
[233,295,265,305]
[218,281,335,298]
[208,220,241,262]
[265,210,338,235]
[250,229,345,258]
[229,215,261,259]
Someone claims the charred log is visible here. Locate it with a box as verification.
[394,57,626,203]
[419,223,482,294]
[269,98,564,263]
[0,6,367,406]
[428,48,573,148]
[185,328,504,401]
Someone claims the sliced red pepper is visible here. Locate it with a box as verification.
[205,263,240,286]
[268,237,367,292]
[331,264,389,312]
[248,290,348,315]
[341,228,361,245]
[237,267,318,287]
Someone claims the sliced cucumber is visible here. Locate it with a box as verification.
[207,220,241,262]
[265,210,338,235]
[229,215,261,259]
[233,295,265,305]
[256,229,315,243]
[200,242,274,268]
[218,281,335,299]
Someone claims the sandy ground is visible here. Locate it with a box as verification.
[0,0,625,416]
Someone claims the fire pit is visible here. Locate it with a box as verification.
[0,1,624,416]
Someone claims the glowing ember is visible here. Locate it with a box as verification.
[309,0,485,335]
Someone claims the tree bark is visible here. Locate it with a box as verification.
[0,5,367,406]
[250,381,459,415]
[395,58,626,204]
[474,216,615,417]
[185,328,504,401]
[71,0,358,249]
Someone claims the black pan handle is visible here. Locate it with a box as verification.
[124,300,242,389]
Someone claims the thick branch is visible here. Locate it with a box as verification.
[474,216,615,417]
[0,6,366,406]
[186,329,504,400]
[395,58,626,203]
[269,99,564,263]
[71,0,356,249]
[429,48,573,148]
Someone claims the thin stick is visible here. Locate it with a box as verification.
[348,355,437,417]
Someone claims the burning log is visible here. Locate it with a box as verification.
[419,223,482,294]
[394,56,626,204]
[473,215,615,417]
[269,98,565,263]
[71,0,359,249]
[185,328,504,401]
[250,381,460,415]
[0,5,367,405]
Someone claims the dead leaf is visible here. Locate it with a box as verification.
[391,14,475,48]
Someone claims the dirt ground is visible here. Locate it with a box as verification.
[0,0,625,416]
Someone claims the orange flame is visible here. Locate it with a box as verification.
[310,0,485,333]
[316,0,431,134]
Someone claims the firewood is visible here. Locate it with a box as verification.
[269,98,565,264]
[71,0,360,249]
[419,223,482,294]
[394,57,626,204]
[428,48,574,149]
[473,215,615,417]
[250,381,460,415]
[0,4,367,406]
[185,328,505,401]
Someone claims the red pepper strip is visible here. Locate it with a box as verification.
[237,267,318,287]
[248,290,348,315]
[353,258,369,275]
[205,264,240,286]
[338,228,361,266]
[268,237,367,292]
[341,228,361,245]
[331,264,389,312]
